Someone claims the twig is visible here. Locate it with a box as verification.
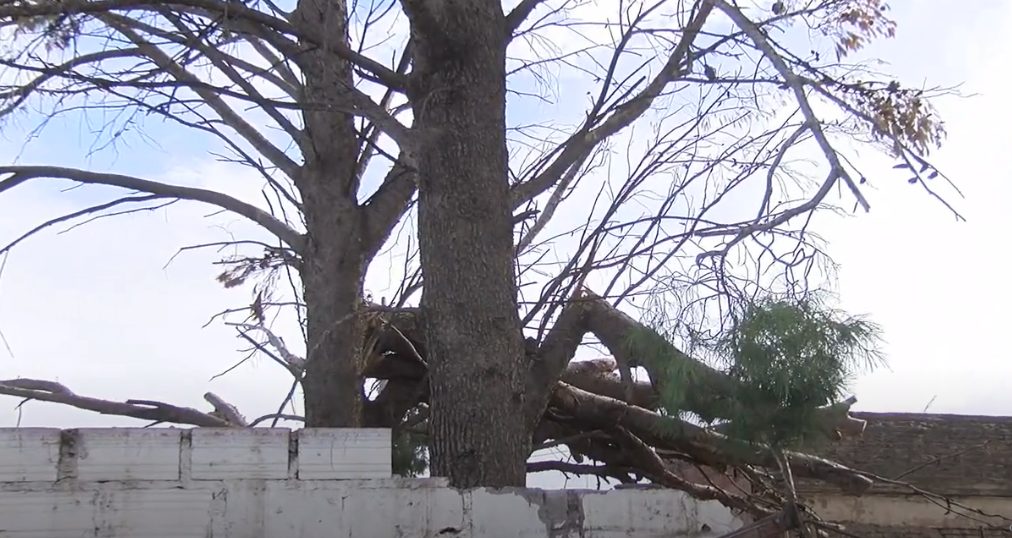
[231,322,305,370]
[249,413,304,427]
[271,377,301,428]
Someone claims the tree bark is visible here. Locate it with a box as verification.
[293,0,371,427]
[301,232,368,427]
[404,0,528,487]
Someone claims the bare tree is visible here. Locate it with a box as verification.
[0,0,984,527]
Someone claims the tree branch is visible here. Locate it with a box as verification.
[524,293,590,426]
[0,166,305,252]
[1,194,165,255]
[712,0,869,211]
[509,0,715,209]
[505,0,545,34]
[550,382,874,494]
[0,0,408,91]
[203,392,248,426]
[0,48,141,116]
[363,163,417,257]
[0,378,231,427]
[104,15,303,180]
[612,425,776,519]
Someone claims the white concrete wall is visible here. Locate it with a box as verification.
[0,428,741,537]
[808,493,1012,529]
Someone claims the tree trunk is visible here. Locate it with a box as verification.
[293,0,370,428]
[404,1,528,487]
[301,228,368,427]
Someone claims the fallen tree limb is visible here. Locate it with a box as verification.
[0,292,871,506]
[204,392,248,426]
[0,378,231,427]
[580,291,864,440]
[612,424,777,519]
[559,358,658,408]
[549,382,873,494]
[582,290,760,421]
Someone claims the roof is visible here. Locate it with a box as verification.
[806,411,1012,496]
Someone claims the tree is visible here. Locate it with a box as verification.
[0,0,983,524]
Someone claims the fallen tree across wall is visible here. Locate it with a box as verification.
[2,290,1010,535]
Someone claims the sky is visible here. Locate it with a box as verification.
[0,0,1010,455]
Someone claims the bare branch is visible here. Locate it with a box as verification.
[509,0,715,209]
[0,48,141,116]
[363,163,417,256]
[232,322,306,371]
[505,0,546,35]
[1,194,163,255]
[203,392,248,426]
[249,413,304,427]
[0,0,408,90]
[0,378,231,427]
[0,166,305,252]
[712,0,869,211]
[104,15,302,179]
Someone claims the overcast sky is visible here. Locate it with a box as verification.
[1,0,1010,446]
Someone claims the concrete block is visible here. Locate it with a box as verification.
[470,488,561,537]
[75,428,181,481]
[0,488,213,537]
[215,480,267,537]
[297,428,391,479]
[262,480,466,537]
[190,428,289,480]
[581,489,739,537]
[0,427,744,537]
[0,428,60,482]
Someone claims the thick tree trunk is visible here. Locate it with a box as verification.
[404,1,528,487]
[301,228,368,427]
[292,0,371,427]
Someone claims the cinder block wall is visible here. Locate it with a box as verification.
[0,428,740,537]
[801,413,1012,537]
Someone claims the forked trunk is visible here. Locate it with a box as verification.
[292,0,371,428]
[404,1,528,487]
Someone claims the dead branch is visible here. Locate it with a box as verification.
[232,323,306,372]
[0,0,408,90]
[0,166,305,252]
[0,379,230,427]
[614,425,775,519]
[1,195,165,255]
[204,392,248,426]
[249,413,304,427]
[713,0,868,211]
